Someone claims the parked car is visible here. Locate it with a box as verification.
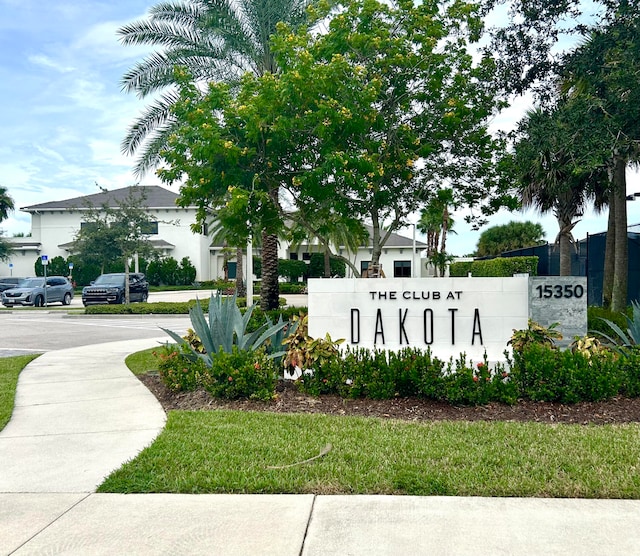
[1,276,74,307]
[0,277,24,293]
[82,273,149,306]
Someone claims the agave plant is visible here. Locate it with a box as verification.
[596,300,640,350]
[160,292,291,367]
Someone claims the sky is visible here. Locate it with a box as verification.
[1,0,639,257]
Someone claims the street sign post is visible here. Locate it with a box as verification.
[41,255,48,306]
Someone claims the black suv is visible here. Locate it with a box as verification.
[82,273,149,306]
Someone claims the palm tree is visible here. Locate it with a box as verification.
[288,210,369,278]
[417,189,456,276]
[208,217,248,297]
[119,0,311,175]
[0,186,15,261]
[119,0,311,309]
[0,186,14,222]
[513,106,606,276]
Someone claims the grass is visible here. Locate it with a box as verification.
[98,409,640,498]
[125,347,159,377]
[4,349,636,498]
[0,354,39,430]
[114,348,640,498]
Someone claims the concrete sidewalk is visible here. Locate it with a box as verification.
[0,338,167,492]
[2,340,640,555]
[3,493,640,555]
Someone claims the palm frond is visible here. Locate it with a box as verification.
[122,90,180,156]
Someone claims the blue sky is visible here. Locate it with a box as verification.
[1,0,639,257]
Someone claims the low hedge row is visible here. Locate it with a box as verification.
[154,343,640,406]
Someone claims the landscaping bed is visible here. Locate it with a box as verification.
[139,373,640,425]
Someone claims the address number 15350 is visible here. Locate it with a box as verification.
[535,284,585,299]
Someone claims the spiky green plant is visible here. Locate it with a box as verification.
[160,292,291,366]
[596,300,640,351]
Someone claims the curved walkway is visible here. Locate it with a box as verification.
[0,338,167,493]
[2,339,640,555]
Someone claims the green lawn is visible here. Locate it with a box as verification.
[5,350,639,498]
[0,354,39,430]
[98,409,640,498]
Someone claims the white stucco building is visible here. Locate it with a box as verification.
[1,185,427,281]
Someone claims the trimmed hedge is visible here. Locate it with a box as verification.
[450,256,538,277]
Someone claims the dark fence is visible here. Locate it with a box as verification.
[500,232,640,306]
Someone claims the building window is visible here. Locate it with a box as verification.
[290,252,299,260]
[394,260,411,278]
[361,261,370,275]
[140,221,159,235]
[302,252,311,261]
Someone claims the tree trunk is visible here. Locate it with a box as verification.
[558,219,572,276]
[602,192,616,309]
[369,213,383,277]
[260,230,280,310]
[235,247,246,298]
[611,156,628,313]
[324,247,331,278]
[440,206,449,254]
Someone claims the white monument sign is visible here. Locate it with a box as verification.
[308,277,530,362]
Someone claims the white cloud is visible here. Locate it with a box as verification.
[28,54,75,73]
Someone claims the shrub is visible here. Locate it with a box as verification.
[278,259,307,282]
[154,344,203,392]
[449,256,538,277]
[508,320,562,354]
[283,314,343,378]
[307,253,346,278]
[620,346,640,397]
[146,256,197,286]
[278,283,307,294]
[200,348,277,401]
[510,343,623,403]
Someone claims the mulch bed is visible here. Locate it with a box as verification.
[139,374,640,425]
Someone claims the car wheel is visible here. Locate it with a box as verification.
[142,292,148,303]
[63,292,72,305]
[34,295,44,307]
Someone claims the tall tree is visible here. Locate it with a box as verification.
[512,104,607,275]
[270,0,509,265]
[119,0,312,174]
[475,221,546,257]
[417,189,456,277]
[561,10,640,309]
[158,0,512,294]
[119,0,312,310]
[485,0,640,309]
[0,186,14,222]
[0,186,15,261]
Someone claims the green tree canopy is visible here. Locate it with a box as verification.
[475,221,546,257]
[159,0,512,279]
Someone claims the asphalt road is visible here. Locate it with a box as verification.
[0,290,212,358]
[0,290,308,358]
